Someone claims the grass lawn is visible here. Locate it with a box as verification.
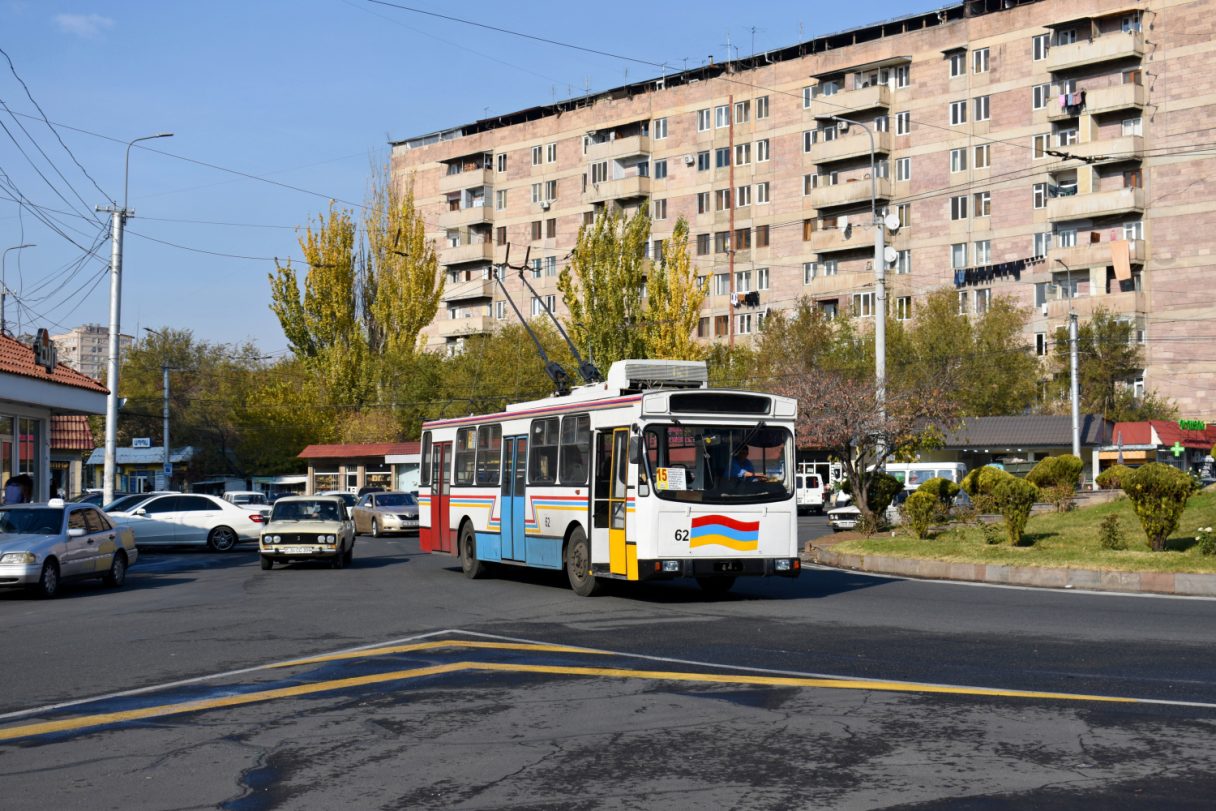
[831,489,1216,574]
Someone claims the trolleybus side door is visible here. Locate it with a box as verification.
[609,427,633,578]
[431,442,452,553]
[501,435,527,561]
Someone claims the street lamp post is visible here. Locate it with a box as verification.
[98,132,173,503]
[1,243,35,336]
[144,328,171,490]
[1056,258,1082,460]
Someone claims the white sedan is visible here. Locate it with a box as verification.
[108,493,267,551]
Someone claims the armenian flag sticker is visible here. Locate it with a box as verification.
[690,515,760,551]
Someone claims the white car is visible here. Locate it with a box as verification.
[0,500,138,597]
[108,493,267,551]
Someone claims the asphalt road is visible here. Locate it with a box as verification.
[2,517,1216,810]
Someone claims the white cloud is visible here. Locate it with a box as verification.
[53,12,114,39]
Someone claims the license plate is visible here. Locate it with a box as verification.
[279,546,318,554]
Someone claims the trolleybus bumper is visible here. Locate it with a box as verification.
[626,557,801,581]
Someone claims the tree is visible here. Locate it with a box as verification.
[643,216,705,360]
[558,206,650,367]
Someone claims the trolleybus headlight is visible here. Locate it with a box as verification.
[662,560,680,572]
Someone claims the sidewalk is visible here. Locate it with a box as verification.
[803,534,1216,598]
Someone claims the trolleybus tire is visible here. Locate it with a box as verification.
[460,523,488,579]
[565,528,602,597]
[696,575,736,596]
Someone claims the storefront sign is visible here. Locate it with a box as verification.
[132,437,151,448]
[1179,419,1207,431]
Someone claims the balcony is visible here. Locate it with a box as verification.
[438,167,493,194]
[441,277,496,303]
[810,84,891,118]
[812,130,892,165]
[803,269,872,297]
[1048,83,1147,121]
[1064,134,1143,164]
[1044,289,1145,320]
[1047,186,1144,221]
[585,175,651,203]
[810,227,874,256]
[586,134,651,162]
[435,315,491,339]
[810,177,893,210]
[1048,32,1144,72]
[1049,239,1145,271]
[438,204,494,229]
[439,241,495,267]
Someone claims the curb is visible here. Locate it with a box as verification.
[803,541,1216,598]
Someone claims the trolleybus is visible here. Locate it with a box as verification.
[418,359,801,596]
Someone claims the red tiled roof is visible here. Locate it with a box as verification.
[0,333,108,393]
[51,415,96,450]
[298,441,421,459]
[1112,420,1216,449]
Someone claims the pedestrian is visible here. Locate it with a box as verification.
[15,473,33,503]
[3,476,21,504]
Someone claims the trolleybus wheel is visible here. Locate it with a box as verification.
[565,528,602,597]
[460,523,488,579]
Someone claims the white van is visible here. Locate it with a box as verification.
[884,463,967,492]
[795,473,826,515]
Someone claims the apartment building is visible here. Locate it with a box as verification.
[392,0,1216,417]
[50,323,132,382]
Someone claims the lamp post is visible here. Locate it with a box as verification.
[816,114,887,451]
[143,328,172,490]
[1,243,35,336]
[98,132,173,503]
[1056,258,1081,459]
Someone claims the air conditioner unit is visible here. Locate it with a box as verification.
[682,154,695,166]
[1041,302,1049,316]
[540,200,551,210]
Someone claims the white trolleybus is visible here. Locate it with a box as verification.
[418,359,802,596]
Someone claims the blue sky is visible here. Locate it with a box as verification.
[0,0,924,353]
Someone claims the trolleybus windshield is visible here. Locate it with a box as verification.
[643,424,793,504]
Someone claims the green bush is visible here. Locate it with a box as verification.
[1096,464,1133,490]
[867,472,904,518]
[1026,454,1083,489]
[917,477,960,507]
[1098,514,1126,550]
[903,490,939,539]
[981,522,1004,545]
[1197,526,1215,556]
[990,473,1039,546]
[961,465,1004,515]
[1120,463,1193,552]
[1043,483,1077,513]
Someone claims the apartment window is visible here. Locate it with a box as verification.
[1033,183,1048,209]
[895,296,913,321]
[697,109,711,131]
[822,259,838,276]
[897,203,911,228]
[1032,134,1049,159]
[1057,128,1078,147]
[735,228,751,251]
[895,250,911,275]
[653,159,668,180]
[697,151,710,171]
[715,147,730,168]
[544,179,557,200]
[894,65,910,88]
[803,262,817,284]
[755,182,770,204]
[974,144,991,169]
[653,117,668,139]
[531,295,556,317]
[495,189,507,210]
[756,267,770,291]
[802,86,813,108]
[531,220,542,241]
[583,210,594,226]
[1032,83,1050,110]
[973,47,989,74]
[715,105,730,128]
[697,317,709,339]
[496,226,507,245]
[803,131,814,153]
[951,243,967,268]
[875,114,889,133]
[696,233,710,255]
[652,198,667,220]
[1057,29,1077,46]
[895,111,910,135]
[591,160,609,184]
[950,100,967,125]
[974,239,991,264]
[546,143,556,163]
[802,218,815,240]
[974,287,991,315]
[735,143,750,165]
[951,195,968,220]
[802,174,815,196]
[715,188,732,211]
[735,269,751,292]
[530,258,542,279]
[1032,33,1050,61]
[546,218,556,239]
[1034,332,1047,356]
[736,184,751,207]
[496,153,507,173]
[755,225,769,247]
[714,315,730,336]
[1122,117,1143,137]
[755,139,769,162]
[714,231,731,254]
[714,273,731,296]
[1123,220,1144,240]
[948,52,965,78]
[974,95,990,122]
[950,148,968,173]
[731,313,749,335]
[734,100,750,124]
[531,182,542,203]
[495,301,507,320]
[545,256,557,276]
[652,240,664,264]
[697,191,710,214]
[531,145,543,165]
[756,96,769,119]
[896,157,911,182]
[974,191,991,217]
[852,292,875,318]
[957,290,969,314]
[1058,229,1077,248]
[1123,69,1143,86]
[1033,231,1052,256]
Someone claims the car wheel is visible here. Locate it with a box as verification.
[696,575,736,596]
[102,552,127,587]
[371,519,381,539]
[459,523,487,579]
[207,526,238,552]
[331,544,346,570]
[343,542,353,566]
[260,556,273,570]
[35,559,60,598]
[565,527,602,597]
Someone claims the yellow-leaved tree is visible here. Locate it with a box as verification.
[643,216,704,359]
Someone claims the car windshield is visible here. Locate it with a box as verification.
[643,424,794,504]
[375,494,416,508]
[105,494,150,513]
[0,507,64,535]
[271,500,342,522]
[232,493,267,505]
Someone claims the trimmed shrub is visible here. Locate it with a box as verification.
[982,522,1004,545]
[903,490,939,539]
[867,472,904,518]
[1096,464,1133,491]
[917,477,960,507]
[1026,454,1083,488]
[990,473,1040,546]
[1197,526,1215,556]
[1120,462,1193,552]
[961,465,1004,516]
[1043,483,1077,513]
[1098,514,1126,550]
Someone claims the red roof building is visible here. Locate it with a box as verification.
[1103,420,1216,472]
[297,441,422,494]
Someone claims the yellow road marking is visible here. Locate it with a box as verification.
[0,659,1136,743]
[270,640,607,669]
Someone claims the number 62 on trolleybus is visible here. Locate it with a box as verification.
[417,359,801,596]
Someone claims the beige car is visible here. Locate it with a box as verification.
[259,496,355,570]
[352,491,420,537]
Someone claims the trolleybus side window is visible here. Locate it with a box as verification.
[558,414,590,485]
[453,427,477,485]
[476,424,502,485]
[529,418,559,484]
[420,432,432,486]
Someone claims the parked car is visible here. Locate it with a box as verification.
[107,493,266,551]
[0,499,138,597]
[103,491,177,514]
[827,491,911,532]
[259,495,355,570]
[222,491,269,507]
[356,485,386,498]
[352,491,419,537]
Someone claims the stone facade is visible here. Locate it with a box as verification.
[392,0,1216,418]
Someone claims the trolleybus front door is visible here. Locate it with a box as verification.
[609,427,633,578]
[432,442,451,553]
[501,435,527,561]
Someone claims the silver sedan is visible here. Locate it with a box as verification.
[0,500,139,598]
[351,491,420,537]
